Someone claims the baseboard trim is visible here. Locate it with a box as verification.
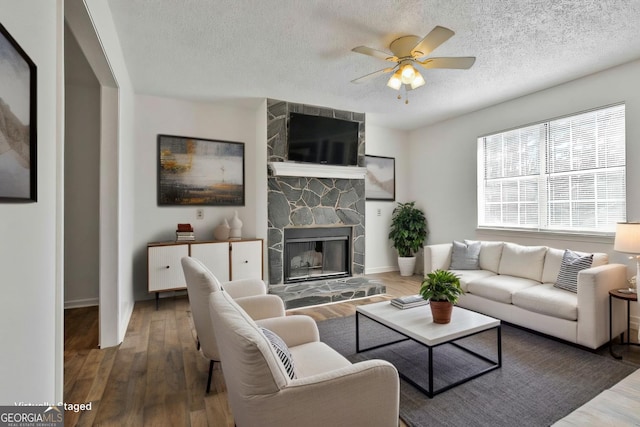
[64,297,99,309]
[364,266,397,274]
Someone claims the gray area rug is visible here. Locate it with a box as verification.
[317,314,637,427]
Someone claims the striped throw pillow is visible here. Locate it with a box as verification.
[554,250,593,293]
[260,327,296,379]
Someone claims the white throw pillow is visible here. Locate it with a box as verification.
[498,243,547,282]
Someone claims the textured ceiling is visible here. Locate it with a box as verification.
[105,0,640,130]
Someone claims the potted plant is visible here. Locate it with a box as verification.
[388,201,428,276]
[419,269,463,324]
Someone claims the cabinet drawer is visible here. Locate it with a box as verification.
[148,244,189,292]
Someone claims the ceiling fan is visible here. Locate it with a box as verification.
[351,26,475,103]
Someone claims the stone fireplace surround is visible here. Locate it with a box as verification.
[266,99,385,307]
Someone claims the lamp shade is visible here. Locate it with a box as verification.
[614,222,640,254]
[387,71,402,90]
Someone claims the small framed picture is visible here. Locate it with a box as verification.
[365,155,395,201]
[0,23,37,202]
[158,134,245,206]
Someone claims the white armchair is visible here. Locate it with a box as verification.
[210,289,400,427]
[181,256,285,393]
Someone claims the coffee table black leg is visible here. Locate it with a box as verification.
[356,311,360,353]
[428,346,434,398]
[497,325,502,367]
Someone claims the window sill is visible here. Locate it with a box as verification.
[475,227,614,245]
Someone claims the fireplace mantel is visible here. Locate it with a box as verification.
[268,162,367,180]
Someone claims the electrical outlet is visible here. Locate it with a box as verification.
[377,208,382,217]
[196,208,204,220]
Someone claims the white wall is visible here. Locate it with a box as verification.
[364,124,411,273]
[132,94,261,300]
[64,25,100,308]
[408,59,640,325]
[0,1,63,403]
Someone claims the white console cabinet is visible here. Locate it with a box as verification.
[147,238,263,308]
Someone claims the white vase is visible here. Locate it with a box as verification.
[213,218,230,241]
[397,256,416,277]
[229,211,242,240]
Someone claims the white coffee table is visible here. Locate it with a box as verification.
[356,300,501,398]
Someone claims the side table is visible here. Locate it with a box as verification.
[609,288,639,359]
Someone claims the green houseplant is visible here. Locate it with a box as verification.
[388,201,428,276]
[420,269,463,324]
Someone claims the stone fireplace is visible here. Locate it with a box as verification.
[266,99,366,285]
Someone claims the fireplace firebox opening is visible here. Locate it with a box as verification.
[283,227,352,283]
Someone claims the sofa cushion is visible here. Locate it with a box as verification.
[261,327,296,379]
[554,250,593,293]
[498,243,547,282]
[466,274,540,304]
[512,283,578,321]
[542,248,608,284]
[450,240,481,270]
[465,240,504,273]
[450,269,497,292]
[289,342,352,378]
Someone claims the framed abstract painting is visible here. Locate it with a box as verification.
[364,155,395,201]
[0,23,37,202]
[158,134,245,206]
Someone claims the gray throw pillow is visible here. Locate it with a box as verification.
[554,249,593,293]
[450,240,481,270]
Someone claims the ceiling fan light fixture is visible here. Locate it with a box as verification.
[410,72,425,89]
[387,70,402,90]
[400,62,416,84]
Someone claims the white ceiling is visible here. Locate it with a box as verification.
[105,0,640,130]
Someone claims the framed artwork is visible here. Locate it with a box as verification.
[364,155,395,201]
[0,23,37,202]
[158,134,245,206]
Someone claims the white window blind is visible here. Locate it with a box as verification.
[478,104,626,233]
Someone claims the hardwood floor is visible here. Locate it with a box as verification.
[63,272,421,426]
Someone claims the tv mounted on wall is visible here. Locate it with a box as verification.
[287,112,359,166]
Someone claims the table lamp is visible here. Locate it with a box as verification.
[614,222,640,290]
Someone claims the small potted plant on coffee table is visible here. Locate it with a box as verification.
[419,269,463,324]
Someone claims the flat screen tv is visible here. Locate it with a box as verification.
[287,112,359,166]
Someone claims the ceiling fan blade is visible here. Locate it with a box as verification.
[410,26,455,58]
[352,46,398,62]
[417,56,476,69]
[350,67,395,84]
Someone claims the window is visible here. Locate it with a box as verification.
[478,104,626,233]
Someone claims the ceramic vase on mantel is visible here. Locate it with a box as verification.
[213,218,230,241]
[229,211,242,240]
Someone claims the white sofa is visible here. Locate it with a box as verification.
[424,241,627,349]
[209,289,400,427]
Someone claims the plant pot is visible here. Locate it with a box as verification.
[430,300,453,324]
[397,256,416,276]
